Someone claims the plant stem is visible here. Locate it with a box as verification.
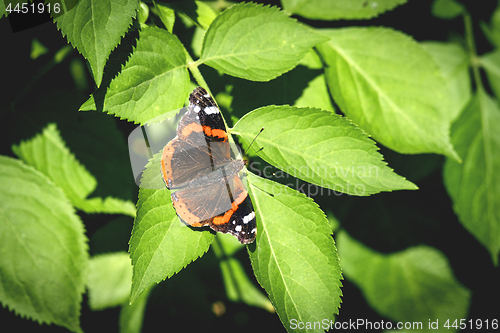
[184,49,210,94]
[464,12,483,91]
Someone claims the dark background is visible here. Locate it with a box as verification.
[1,0,499,332]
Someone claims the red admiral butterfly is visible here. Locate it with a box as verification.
[161,87,256,244]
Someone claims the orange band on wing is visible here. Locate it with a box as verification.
[181,123,204,137]
[211,188,248,225]
[181,123,228,141]
[203,126,228,140]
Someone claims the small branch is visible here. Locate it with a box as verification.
[184,50,210,94]
[464,12,483,91]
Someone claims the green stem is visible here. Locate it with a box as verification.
[464,12,483,91]
[184,50,210,94]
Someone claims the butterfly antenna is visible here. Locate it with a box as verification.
[245,127,265,155]
[254,147,264,154]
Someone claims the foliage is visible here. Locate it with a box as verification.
[1,0,499,333]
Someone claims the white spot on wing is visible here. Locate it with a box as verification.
[243,211,255,224]
[203,93,210,98]
[235,225,242,232]
[204,106,219,115]
[193,105,201,113]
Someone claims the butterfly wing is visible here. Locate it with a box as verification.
[171,173,247,222]
[210,194,256,244]
[161,87,231,189]
[162,87,257,244]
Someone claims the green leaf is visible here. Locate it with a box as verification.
[164,0,216,30]
[138,2,149,24]
[200,2,328,81]
[191,25,206,58]
[70,58,89,91]
[480,2,500,48]
[481,49,500,99]
[421,41,471,121]
[294,73,334,111]
[337,231,471,331]
[233,105,417,196]
[230,60,334,116]
[12,124,135,217]
[247,173,342,333]
[77,196,136,216]
[0,1,6,18]
[80,27,190,125]
[212,234,274,312]
[282,0,407,20]
[317,27,459,160]
[54,0,140,87]
[325,211,340,232]
[431,0,465,20]
[12,123,92,204]
[87,252,133,310]
[30,38,49,59]
[129,152,214,302]
[9,91,135,204]
[444,90,500,265]
[0,156,88,333]
[155,2,176,33]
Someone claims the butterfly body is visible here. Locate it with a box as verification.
[161,87,256,244]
